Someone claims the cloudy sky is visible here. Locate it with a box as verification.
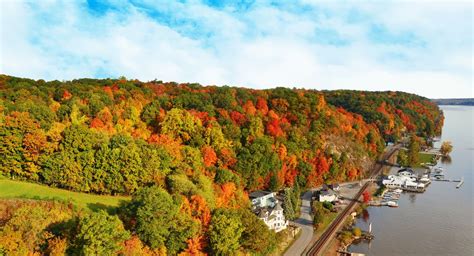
[1,0,472,98]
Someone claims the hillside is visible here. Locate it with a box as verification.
[0,75,443,255]
[431,98,474,106]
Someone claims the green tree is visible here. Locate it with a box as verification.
[132,186,179,249]
[209,209,244,256]
[165,213,199,255]
[235,137,282,189]
[161,108,202,144]
[397,149,409,167]
[76,210,129,256]
[283,188,296,220]
[407,134,420,166]
[239,209,277,255]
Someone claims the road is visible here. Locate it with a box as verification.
[284,189,316,256]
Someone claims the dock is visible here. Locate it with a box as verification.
[456,177,464,188]
[431,178,461,182]
[337,250,365,256]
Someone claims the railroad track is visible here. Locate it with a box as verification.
[305,146,400,256]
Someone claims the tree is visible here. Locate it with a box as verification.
[283,188,296,220]
[407,134,421,166]
[397,149,409,167]
[352,227,362,237]
[161,108,202,144]
[208,209,243,255]
[362,190,371,204]
[131,186,179,249]
[311,201,329,229]
[76,210,130,256]
[0,204,72,254]
[440,141,453,156]
[238,209,277,255]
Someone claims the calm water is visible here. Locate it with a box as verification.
[349,106,474,256]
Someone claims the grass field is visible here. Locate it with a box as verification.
[417,152,436,166]
[0,178,130,212]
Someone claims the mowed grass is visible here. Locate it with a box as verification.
[418,152,436,164]
[413,152,437,167]
[0,178,130,212]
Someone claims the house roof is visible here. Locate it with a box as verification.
[257,209,268,218]
[398,168,414,174]
[249,190,273,199]
[320,190,335,196]
[274,202,283,211]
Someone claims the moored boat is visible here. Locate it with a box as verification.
[387,201,398,207]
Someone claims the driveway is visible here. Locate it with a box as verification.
[284,189,316,256]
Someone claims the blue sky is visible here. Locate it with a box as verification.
[0,0,472,98]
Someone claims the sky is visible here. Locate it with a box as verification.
[0,0,472,98]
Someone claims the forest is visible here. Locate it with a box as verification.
[0,75,443,255]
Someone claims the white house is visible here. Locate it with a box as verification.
[319,189,338,203]
[249,191,277,209]
[255,202,288,232]
[250,191,288,232]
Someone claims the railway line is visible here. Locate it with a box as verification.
[305,145,400,256]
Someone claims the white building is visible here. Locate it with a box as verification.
[397,168,417,178]
[318,189,338,202]
[250,191,288,232]
[382,174,425,190]
[249,191,277,209]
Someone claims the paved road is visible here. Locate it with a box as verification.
[284,189,315,256]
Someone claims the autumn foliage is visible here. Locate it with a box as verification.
[0,75,444,255]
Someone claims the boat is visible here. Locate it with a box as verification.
[387,201,398,207]
[393,189,403,194]
[432,167,444,174]
[419,174,430,183]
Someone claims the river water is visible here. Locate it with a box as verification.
[348,106,474,256]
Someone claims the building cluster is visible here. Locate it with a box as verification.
[249,191,288,232]
[382,168,426,191]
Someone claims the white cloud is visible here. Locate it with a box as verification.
[0,0,472,98]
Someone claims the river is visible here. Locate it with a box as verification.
[348,105,474,256]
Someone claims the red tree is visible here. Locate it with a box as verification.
[362,190,371,204]
[202,146,217,167]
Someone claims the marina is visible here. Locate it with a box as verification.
[348,105,473,256]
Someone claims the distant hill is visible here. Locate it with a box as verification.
[432,98,474,106]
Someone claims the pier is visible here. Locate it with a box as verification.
[456,178,464,188]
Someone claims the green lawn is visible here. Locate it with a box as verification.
[314,212,338,238]
[0,178,130,212]
[417,152,436,166]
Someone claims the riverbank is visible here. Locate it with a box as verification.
[347,106,473,256]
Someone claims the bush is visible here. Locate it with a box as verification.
[322,201,333,211]
[352,227,362,237]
